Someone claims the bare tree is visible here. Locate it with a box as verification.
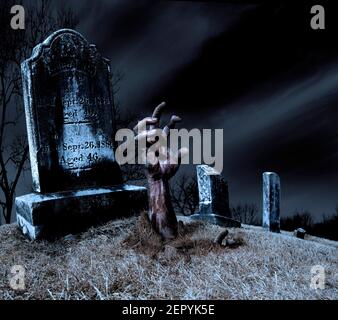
[280,210,313,231]
[170,174,199,215]
[231,203,259,225]
[0,0,78,224]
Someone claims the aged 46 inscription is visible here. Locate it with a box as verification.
[60,139,114,169]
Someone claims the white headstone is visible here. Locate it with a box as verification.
[262,172,280,233]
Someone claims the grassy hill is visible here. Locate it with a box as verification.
[0,213,337,300]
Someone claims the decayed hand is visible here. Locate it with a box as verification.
[133,101,187,181]
[133,102,187,240]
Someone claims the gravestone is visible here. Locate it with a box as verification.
[191,165,240,227]
[16,29,147,240]
[262,172,280,233]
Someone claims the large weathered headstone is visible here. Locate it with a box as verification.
[262,172,280,233]
[191,165,240,227]
[16,29,147,240]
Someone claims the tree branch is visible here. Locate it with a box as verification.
[10,146,29,199]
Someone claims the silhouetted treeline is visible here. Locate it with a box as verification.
[231,204,338,241]
[231,203,261,226]
[281,210,338,241]
[171,174,337,241]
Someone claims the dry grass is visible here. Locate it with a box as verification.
[0,213,337,300]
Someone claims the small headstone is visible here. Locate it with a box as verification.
[191,165,240,227]
[262,172,280,233]
[294,228,306,239]
[16,29,147,240]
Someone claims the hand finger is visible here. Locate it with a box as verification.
[134,129,158,144]
[133,117,158,133]
[163,115,182,136]
[150,102,166,129]
[147,131,165,145]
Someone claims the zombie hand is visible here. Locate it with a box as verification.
[134,102,187,240]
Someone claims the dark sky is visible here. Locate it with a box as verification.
[8,0,338,220]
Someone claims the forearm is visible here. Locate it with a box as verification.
[147,176,178,240]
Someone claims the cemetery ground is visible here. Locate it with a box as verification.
[0,212,337,300]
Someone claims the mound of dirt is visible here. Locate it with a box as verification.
[122,212,244,261]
